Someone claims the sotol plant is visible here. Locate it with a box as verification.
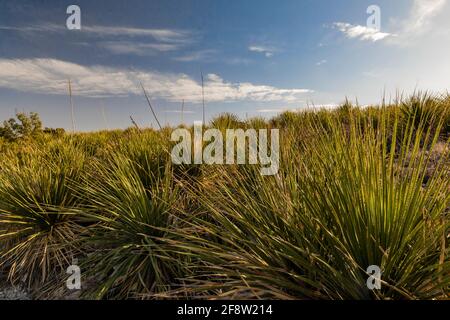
[0,142,87,288]
[179,105,449,299]
[78,143,188,299]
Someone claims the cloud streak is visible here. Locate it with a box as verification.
[408,0,447,31]
[98,41,180,55]
[248,45,277,57]
[81,25,191,43]
[0,23,191,42]
[0,58,312,103]
[173,49,218,62]
[333,23,392,42]
[333,0,448,44]
[391,0,448,43]
[0,23,195,55]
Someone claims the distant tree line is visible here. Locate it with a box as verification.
[0,112,65,141]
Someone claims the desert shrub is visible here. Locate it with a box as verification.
[400,94,444,131]
[270,111,301,129]
[43,128,66,137]
[0,112,43,141]
[78,145,188,299]
[210,113,244,130]
[0,143,88,288]
[245,117,268,130]
[178,108,449,299]
[0,95,448,300]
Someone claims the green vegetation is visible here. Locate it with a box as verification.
[0,93,449,300]
[0,112,43,141]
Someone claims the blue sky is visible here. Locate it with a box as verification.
[0,0,449,131]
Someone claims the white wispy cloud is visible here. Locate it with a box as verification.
[333,0,448,44]
[0,23,191,42]
[408,0,447,31]
[98,41,180,55]
[316,59,327,66]
[0,58,312,103]
[248,45,277,58]
[81,25,191,43]
[333,23,392,42]
[390,0,448,43]
[85,25,194,54]
[0,23,194,54]
[173,49,217,62]
[0,24,61,33]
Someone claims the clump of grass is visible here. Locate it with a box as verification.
[270,110,300,129]
[78,147,188,299]
[0,142,87,288]
[245,117,268,130]
[400,93,449,137]
[0,93,448,300]
[178,105,449,299]
[210,113,244,130]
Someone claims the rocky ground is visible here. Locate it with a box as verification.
[0,285,31,300]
